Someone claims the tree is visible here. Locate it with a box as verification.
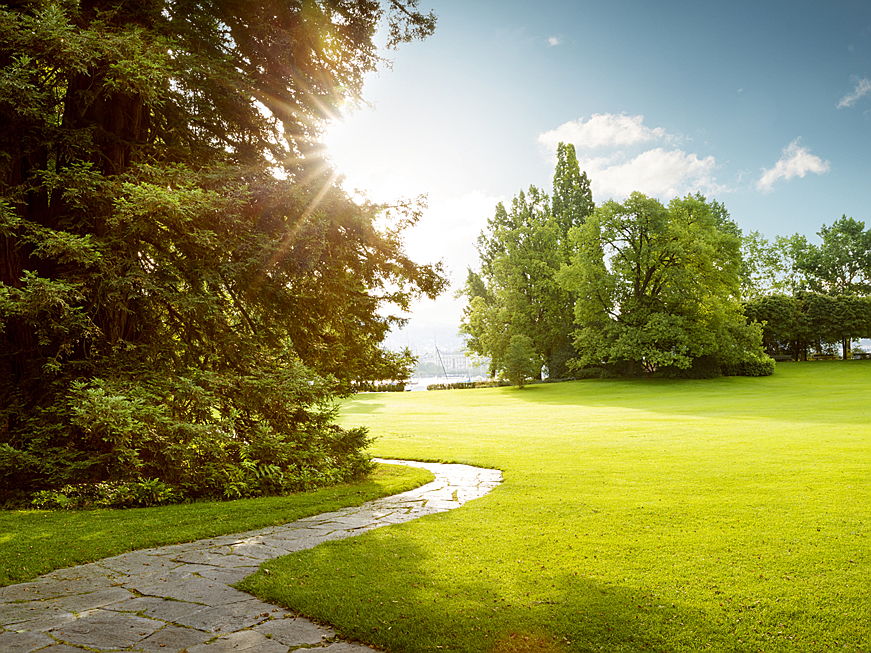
[560,193,766,375]
[501,334,539,388]
[461,188,563,378]
[0,1,442,503]
[461,143,592,379]
[740,231,802,298]
[790,217,871,357]
[792,216,871,294]
[552,142,594,245]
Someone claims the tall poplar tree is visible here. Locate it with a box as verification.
[552,142,594,246]
[0,1,442,502]
[461,143,593,379]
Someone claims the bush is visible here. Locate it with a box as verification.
[427,380,511,391]
[722,355,775,377]
[353,381,407,392]
[5,373,375,507]
[31,478,181,509]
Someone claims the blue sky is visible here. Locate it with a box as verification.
[324,1,871,349]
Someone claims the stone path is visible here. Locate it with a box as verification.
[0,459,501,652]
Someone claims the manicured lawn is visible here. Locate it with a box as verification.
[241,362,870,652]
[0,463,433,586]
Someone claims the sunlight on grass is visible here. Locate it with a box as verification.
[242,363,870,652]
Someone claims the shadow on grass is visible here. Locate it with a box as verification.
[495,363,869,426]
[240,524,727,653]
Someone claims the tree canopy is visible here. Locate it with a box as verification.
[0,0,442,504]
[560,193,766,375]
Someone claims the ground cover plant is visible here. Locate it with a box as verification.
[0,463,432,587]
[242,362,870,651]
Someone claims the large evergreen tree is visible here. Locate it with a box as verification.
[0,1,442,503]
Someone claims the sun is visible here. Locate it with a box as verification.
[320,110,424,204]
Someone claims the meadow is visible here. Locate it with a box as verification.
[242,362,870,652]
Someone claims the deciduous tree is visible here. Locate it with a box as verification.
[560,193,766,375]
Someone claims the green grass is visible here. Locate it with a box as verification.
[0,463,433,586]
[241,362,870,652]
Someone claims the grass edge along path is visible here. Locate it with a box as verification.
[0,462,433,587]
[242,363,870,652]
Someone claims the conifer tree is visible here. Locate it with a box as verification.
[0,0,441,503]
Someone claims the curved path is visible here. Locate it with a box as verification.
[0,459,501,652]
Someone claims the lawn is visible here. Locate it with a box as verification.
[0,463,433,586]
[241,362,870,652]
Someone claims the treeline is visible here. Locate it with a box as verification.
[742,220,871,359]
[462,144,871,385]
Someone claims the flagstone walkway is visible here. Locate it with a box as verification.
[0,459,501,652]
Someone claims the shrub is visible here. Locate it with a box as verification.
[426,380,511,391]
[353,381,407,392]
[31,478,181,509]
[722,355,775,377]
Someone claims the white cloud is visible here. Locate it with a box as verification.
[547,35,561,47]
[579,148,721,201]
[756,140,830,192]
[837,78,871,108]
[537,113,669,150]
[537,114,720,201]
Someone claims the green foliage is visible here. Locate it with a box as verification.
[462,144,591,379]
[745,292,871,360]
[0,1,441,503]
[739,230,801,298]
[426,380,511,391]
[561,193,765,375]
[30,478,180,510]
[501,334,540,388]
[791,216,871,294]
[353,381,407,392]
[721,354,775,377]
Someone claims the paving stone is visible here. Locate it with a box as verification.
[174,599,281,633]
[42,563,125,584]
[0,579,95,604]
[0,602,77,631]
[48,610,163,649]
[45,586,135,613]
[135,624,214,651]
[98,552,181,576]
[105,595,203,622]
[252,616,334,645]
[227,543,293,560]
[187,629,288,652]
[195,567,255,585]
[171,550,263,568]
[128,577,254,605]
[0,629,55,651]
[34,645,90,652]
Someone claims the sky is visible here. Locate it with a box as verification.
[323,0,871,352]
